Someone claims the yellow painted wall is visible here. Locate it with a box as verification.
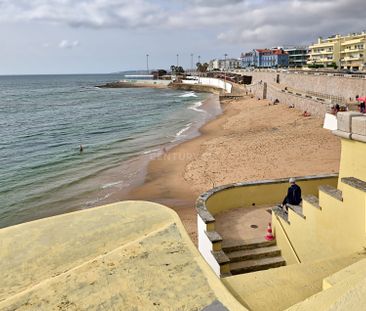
[338,138,366,190]
[275,181,366,263]
[205,177,338,216]
[272,214,299,265]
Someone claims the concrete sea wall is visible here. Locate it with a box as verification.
[181,77,233,93]
[169,83,223,94]
[249,71,366,100]
[247,82,328,117]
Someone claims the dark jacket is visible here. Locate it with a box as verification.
[283,184,302,205]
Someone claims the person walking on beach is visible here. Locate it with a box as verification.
[281,178,302,211]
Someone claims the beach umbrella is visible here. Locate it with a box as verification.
[356,97,366,101]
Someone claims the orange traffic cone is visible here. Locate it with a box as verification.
[265,222,274,241]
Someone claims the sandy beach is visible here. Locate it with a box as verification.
[123,95,341,243]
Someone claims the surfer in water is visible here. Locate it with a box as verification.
[79,144,83,153]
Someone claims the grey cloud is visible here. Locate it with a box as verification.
[0,0,166,29]
[0,0,366,50]
[185,0,244,6]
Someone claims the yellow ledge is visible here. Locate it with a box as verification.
[0,201,246,311]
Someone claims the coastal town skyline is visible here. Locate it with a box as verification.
[1,0,366,75]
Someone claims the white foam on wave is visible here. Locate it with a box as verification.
[174,123,193,140]
[142,148,161,155]
[101,181,123,189]
[188,101,205,113]
[179,92,197,98]
[85,193,112,206]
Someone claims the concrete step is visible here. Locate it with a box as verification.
[287,204,306,219]
[230,256,286,275]
[272,206,289,223]
[341,177,366,193]
[319,185,343,202]
[222,238,276,253]
[303,194,321,210]
[227,246,281,263]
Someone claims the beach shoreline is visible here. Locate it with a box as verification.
[118,95,341,244]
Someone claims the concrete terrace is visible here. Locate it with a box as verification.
[215,205,272,244]
[0,201,245,311]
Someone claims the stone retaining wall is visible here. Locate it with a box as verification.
[250,71,366,100]
[247,83,328,117]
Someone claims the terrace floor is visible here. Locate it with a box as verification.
[215,205,272,245]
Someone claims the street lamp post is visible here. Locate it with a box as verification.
[224,53,228,91]
[191,53,194,72]
[198,55,201,77]
[146,54,149,75]
[177,54,179,67]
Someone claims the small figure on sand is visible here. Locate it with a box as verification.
[79,144,84,153]
[303,110,311,117]
[281,178,302,212]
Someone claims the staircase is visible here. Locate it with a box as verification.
[222,238,286,275]
[272,176,366,263]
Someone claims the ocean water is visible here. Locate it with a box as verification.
[0,74,219,228]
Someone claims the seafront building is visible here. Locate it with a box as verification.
[240,48,289,68]
[308,32,366,70]
[283,46,309,67]
[340,32,366,71]
[208,58,241,71]
[307,35,341,68]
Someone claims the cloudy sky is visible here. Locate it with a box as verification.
[1,0,365,74]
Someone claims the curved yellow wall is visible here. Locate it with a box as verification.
[205,176,338,216]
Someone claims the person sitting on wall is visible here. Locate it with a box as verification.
[360,101,365,113]
[331,104,340,115]
[281,178,302,212]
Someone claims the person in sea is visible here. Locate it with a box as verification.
[281,178,302,212]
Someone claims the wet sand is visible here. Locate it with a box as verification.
[121,96,341,244]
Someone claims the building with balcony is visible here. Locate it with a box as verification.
[209,58,241,71]
[308,32,366,70]
[340,33,366,71]
[240,51,256,68]
[308,35,341,68]
[240,49,289,68]
[284,46,309,67]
